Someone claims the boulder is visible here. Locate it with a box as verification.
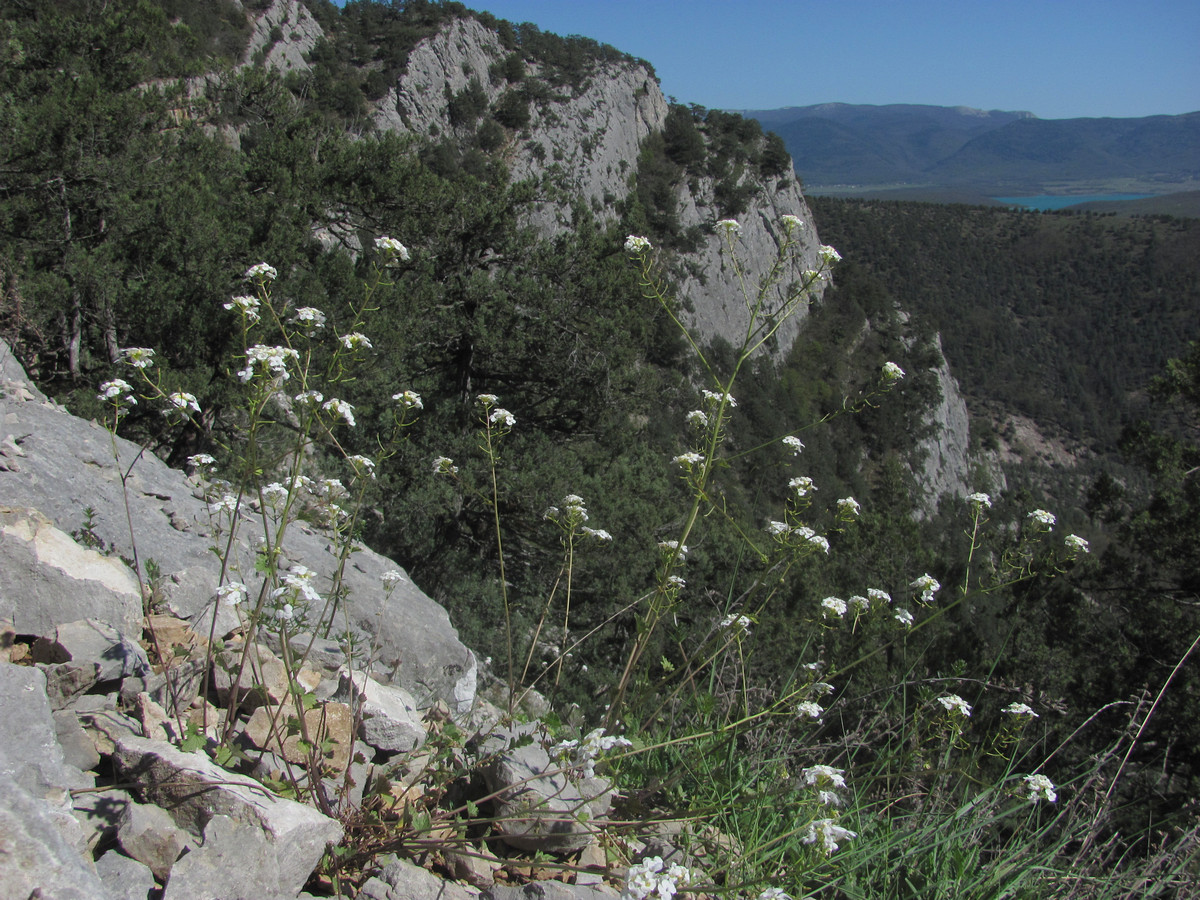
[333,667,427,753]
[114,734,342,896]
[116,799,191,882]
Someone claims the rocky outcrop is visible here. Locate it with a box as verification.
[914,336,973,512]
[244,0,324,74]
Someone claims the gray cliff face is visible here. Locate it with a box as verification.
[366,15,823,355]
[914,337,973,513]
[243,0,324,73]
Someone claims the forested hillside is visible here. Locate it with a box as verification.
[1,2,1198,896]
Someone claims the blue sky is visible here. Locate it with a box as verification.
[350,0,1200,119]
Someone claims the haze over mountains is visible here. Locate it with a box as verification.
[740,103,1200,205]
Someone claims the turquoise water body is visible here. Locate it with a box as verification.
[993,194,1156,210]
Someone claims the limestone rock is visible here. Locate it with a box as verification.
[116,799,191,882]
[0,340,478,715]
[95,850,158,900]
[333,667,427,753]
[0,662,93,801]
[0,772,116,900]
[114,734,343,896]
[481,725,613,854]
[161,813,280,900]
[357,857,481,900]
[243,699,355,773]
[0,507,144,638]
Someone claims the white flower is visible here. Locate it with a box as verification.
[240,344,300,382]
[818,245,842,265]
[476,393,499,406]
[208,492,238,517]
[1022,773,1057,803]
[98,379,137,404]
[701,389,736,408]
[339,332,373,351]
[1028,509,1056,529]
[380,570,404,590]
[433,456,459,475]
[291,307,326,329]
[882,361,905,381]
[685,409,708,428]
[666,575,686,588]
[374,235,410,260]
[801,764,847,791]
[392,389,423,410]
[1002,702,1040,717]
[167,391,200,414]
[789,476,817,497]
[837,497,861,517]
[323,398,356,427]
[624,235,652,254]
[807,533,830,554]
[347,455,376,478]
[1065,534,1090,554]
[801,818,857,854]
[672,451,704,468]
[224,294,261,323]
[582,527,613,542]
[489,407,516,428]
[782,435,804,454]
[894,608,914,627]
[759,889,794,900]
[910,573,940,603]
[215,582,247,607]
[658,540,688,559]
[781,214,804,231]
[621,856,691,900]
[244,262,278,281]
[121,347,155,369]
[766,520,791,537]
[796,701,824,721]
[968,491,993,509]
[848,595,870,612]
[937,694,972,717]
[821,597,847,618]
[187,453,216,470]
[260,482,290,507]
[720,613,751,634]
[868,588,891,606]
[715,218,742,236]
[294,390,324,406]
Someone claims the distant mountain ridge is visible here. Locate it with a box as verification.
[740,103,1200,197]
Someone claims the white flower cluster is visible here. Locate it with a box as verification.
[244,262,278,281]
[821,597,847,618]
[720,613,752,635]
[224,294,261,323]
[758,889,793,900]
[380,570,404,591]
[432,456,458,476]
[910,573,940,603]
[392,389,423,410]
[550,727,632,780]
[323,397,356,427]
[937,694,973,717]
[796,700,825,721]
[122,346,155,369]
[215,581,247,607]
[374,235,410,260]
[701,389,736,408]
[622,856,691,900]
[767,521,830,554]
[1028,508,1056,529]
[801,818,857,854]
[1002,702,1039,717]
[781,435,804,455]
[968,492,993,509]
[818,245,842,265]
[789,476,816,497]
[882,361,905,381]
[167,391,200,415]
[715,218,742,236]
[1065,533,1090,554]
[672,451,704,468]
[624,235,652,254]
[98,379,137,414]
[237,344,300,383]
[339,332,373,351]
[801,764,848,807]
[1022,773,1058,803]
[837,497,861,518]
[291,306,326,330]
[781,214,804,231]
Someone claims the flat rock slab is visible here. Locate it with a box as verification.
[114,734,343,897]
